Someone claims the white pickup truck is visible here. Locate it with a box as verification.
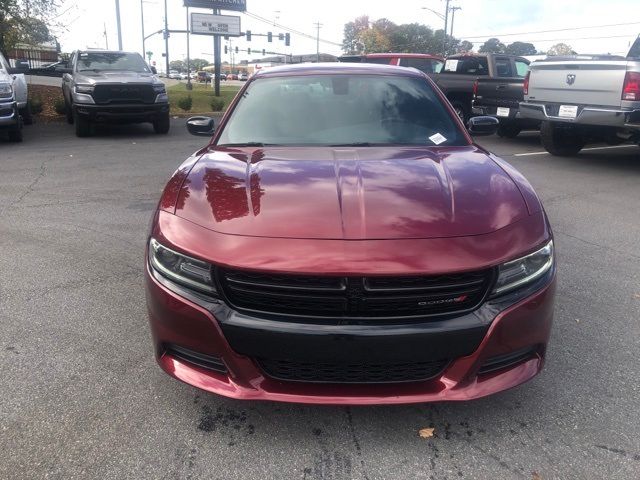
[520,36,640,155]
[0,51,30,142]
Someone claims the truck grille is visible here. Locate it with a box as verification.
[218,268,494,321]
[92,84,156,105]
[257,357,449,383]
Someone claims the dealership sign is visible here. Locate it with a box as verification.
[191,13,241,36]
[183,0,246,11]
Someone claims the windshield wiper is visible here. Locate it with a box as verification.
[218,142,277,147]
[329,142,382,147]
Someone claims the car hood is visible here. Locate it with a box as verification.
[173,146,530,240]
[74,71,161,85]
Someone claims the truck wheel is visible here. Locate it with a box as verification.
[8,127,23,143]
[153,114,170,134]
[74,112,92,137]
[497,124,522,138]
[540,121,585,156]
[65,100,74,124]
[20,102,34,126]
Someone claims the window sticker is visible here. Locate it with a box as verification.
[429,133,447,145]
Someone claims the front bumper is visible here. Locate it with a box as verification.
[145,255,556,405]
[0,100,20,128]
[74,102,169,123]
[519,102,640,129]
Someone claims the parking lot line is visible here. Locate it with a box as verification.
[514,144,638,157]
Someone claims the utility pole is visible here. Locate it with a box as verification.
[104,22,109,50]
[314,22,322,63]
[449,6,461,39]
[186,6,192,90]
[115,0,123,50]
[164,0,169,76]
[213,8,221,96]
[442,0,450,56]
[140,0,146,58]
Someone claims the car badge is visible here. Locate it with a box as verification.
[566,74,576,85]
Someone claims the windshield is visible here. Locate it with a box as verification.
[77,52,150,73]
[217,74,467,147]
[628,36,640,59]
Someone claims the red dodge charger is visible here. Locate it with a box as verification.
[145,63,555,405]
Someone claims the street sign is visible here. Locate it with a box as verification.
[190,13,241,36]
[183,0,246,11]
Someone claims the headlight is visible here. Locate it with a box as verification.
[0,83,13,98]
[75,85,94,94]
[492,240,554,295]
[149,238,216,295]
[153,84,166,93]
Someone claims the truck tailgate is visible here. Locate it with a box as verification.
[528,60,627,107]
[475,77,524,109]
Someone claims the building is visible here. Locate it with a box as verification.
[8,41,59,68]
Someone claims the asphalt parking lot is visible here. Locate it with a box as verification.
[1,121,639,479]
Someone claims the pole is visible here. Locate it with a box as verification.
[104,22,109,50]
[141,0,146,58]
[442,0,450,56]
[314,22,322,63]
[115,0,123,50]
[450,6,461,38]
[213,8,221,96]
[186,7,192,90]
[164,0,169,76]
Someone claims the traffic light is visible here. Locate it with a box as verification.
[163,29,170,39]
[285,33,290,47]
[224,45,228,54]
[267,32,273,42]
[248,48,251,54]
[246,30,251,41]
[278,33,284,41]
[262,49,266,56]
[235,46,239,54]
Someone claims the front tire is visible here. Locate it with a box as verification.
[8,127,23,143]
[74,112,92,137]
[540,121,585,156]
[497,124,522,139]
[65,99,74,124]
[153,114,170,134]
[20,102,34,125]
[450,101,470,124]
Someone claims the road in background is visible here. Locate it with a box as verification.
[1,125,639,479]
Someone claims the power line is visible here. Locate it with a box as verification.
[244,11,342,47]
[468,33,638,44]
[461,21,640,39]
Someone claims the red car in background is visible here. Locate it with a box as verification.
[146,63,556,405]
[340,52,444,75]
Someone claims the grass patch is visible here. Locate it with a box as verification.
[167,83,240,114]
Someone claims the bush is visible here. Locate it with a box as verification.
[177,95,193,112]
[30,98,43,114]
[210,97,225,112]
[53,98,66,115]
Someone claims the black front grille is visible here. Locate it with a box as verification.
[258,358,449,383]
[92,84,156,105]
[478,347,537,375]
[165,344,227,373]
[218,268,493,321]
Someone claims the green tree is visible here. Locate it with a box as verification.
[169,60,185,72]
[505,41,537,56]
[456,40,474,53]
[547,43,575,56]
[342,16,369,54]
[479,38,506,54]
[190,58,210,71]
[0,0,58,57]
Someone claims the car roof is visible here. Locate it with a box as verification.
[254,62,426,78]
[77,50,141,56]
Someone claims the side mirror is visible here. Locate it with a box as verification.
[150,66,158,75]
[467,116,499,136]
[186,116,215,137]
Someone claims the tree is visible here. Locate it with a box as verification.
[547,43,576,56]
[0,0,59,57]
[190,58,210,71]
[342,16,369,54]
[479,38,506,54]
[505,41,537,56]
[456,40,474,53]
[169,60,185,72]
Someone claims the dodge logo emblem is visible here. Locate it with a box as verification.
[566,74,576,85]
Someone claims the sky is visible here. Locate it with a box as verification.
[52,0,640,70]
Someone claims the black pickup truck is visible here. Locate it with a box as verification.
[471,58,540,138]
[432,53,531,125]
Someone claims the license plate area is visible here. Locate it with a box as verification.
[558,105,578,118]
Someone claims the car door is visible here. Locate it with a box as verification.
[62,52,76,103]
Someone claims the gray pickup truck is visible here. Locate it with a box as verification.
[520,36,640,155]
[61,50,170,137]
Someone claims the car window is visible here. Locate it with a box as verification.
[628,36,640,59]
[363,57,394,65]
[443,57,489,75]
[217,74,467,147]
[76,52,150,73]
[400,58,443,74]
[0,53,10,72]
[514,60,529,77]
[495,58,513,77]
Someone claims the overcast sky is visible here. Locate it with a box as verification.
[53,0,639,69]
